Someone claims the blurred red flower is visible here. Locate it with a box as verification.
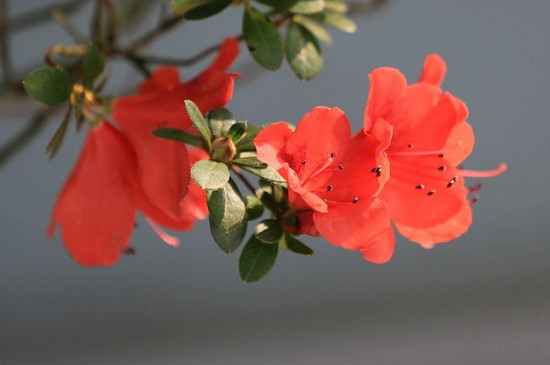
[48,38,239,267]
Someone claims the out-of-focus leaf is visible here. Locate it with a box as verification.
[285,21,324,81]
[23,67,74,106]
[243,6,284,71]
[46,105,72,158]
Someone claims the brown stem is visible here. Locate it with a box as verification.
[0,107,57,170]
[103,0,117,49]
[91,0,104,46]
[125,15,184,51]
[230,165,257,195]
[52,9,87,43]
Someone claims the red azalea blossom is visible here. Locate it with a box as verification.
[362,54,507,248]
[255,107,396,263]
[48,39,239,267]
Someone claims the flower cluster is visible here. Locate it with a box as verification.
[47,41,505,281]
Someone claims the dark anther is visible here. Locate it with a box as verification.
[371,165,382,177]
[247,45,256,52]
[407,144,414,149]
[122,247,136,255]
[353,197,359,204]
[415,184,425,190]
[447,177,457,188]
[301,159,306,165]
[438,166,446,171]
[323,198,328,202]
[438,154,444,158]
[330,152,338,157]
[338,164,344,169]
[427,189,436,196]
[470,196,480,205]
[327,185,334,192]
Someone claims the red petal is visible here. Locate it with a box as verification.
[254,122,294,171]
[48,122,136,267]
[313,198,393,255]
[360,226,395,264]
[363,67,407,132]
[138,66,181,93]
[394,197,472,248]
[418,54,447,87]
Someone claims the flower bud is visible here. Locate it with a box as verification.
[211,136,237,163]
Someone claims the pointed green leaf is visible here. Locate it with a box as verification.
[227,122,247,143]
[207,178,247,232]
[283,234,314,256]
[184,0,231,20]
[232,156,267,168]
[153,128,207,150]
[245,195,264,220]
[185,99,212,148]
[243,6,284,71]
[209,108,236,138]
[239,235,279,283]
[191,160,230,190]
[254,219,283,243]
[294,15,333,45]
[290,0,325,14]
[235,123,262,151]
[46,105,72,158]
[209,216,247,254]
[313,12,356,33]
[23,67,74,106]
[324,0,347,13]
[285,21,324,81]
[83,43,105,88]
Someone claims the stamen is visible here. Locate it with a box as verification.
[353,197,359,204]
[458,163,507,178]
[415,184,425,190]
[330,152,338,157]
[301,159,307,165]
[438,166,446,171]
[371,165,382,177]
[338,164,344,170]
[447,177,457,188]
[327,185,334,192]
[427,190,436,196]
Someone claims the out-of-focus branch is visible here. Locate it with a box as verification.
[348,0,392,18]
[0,107,58,170]
[0,0,16,89]
[124,15,184,51]
[10,0,89,33]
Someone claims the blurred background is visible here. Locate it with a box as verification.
[1,0,549,364]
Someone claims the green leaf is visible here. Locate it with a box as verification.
[313,12,356,33]
[209,215,247,254]
[239,235,279,283]
[83,43,105,88]
[253,0,299,12]
[324,0,347,13]
[153,128,207,150]
[294,15,332,45]
[185,99,212,148]
[243,6,284,71]
[290,0,325,14]
[23,67,74,106]
[240,165,286,183]
[254,219,283,243]
[245,195,264,220]
[46,105,72,158]
[232,156,267,168]
[191,160,230,190]
[285,21,324,81]
[207,178,247,232]
[235,123,262,151]
[173,0,231,19]
[226,122,247,143]
[283,234,314,256]
[209,108,236,138]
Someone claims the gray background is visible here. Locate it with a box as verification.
[1,0,549,364]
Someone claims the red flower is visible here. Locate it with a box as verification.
[113,37,239,225]
[362,54,506,248]
[255,107,396,263]
[48,39,238,267]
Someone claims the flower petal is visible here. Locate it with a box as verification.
[47,122,136,267]
[418,54,447,87]
[254,122,294,171]
[363,67,407,132]
[313,198,393,255]
[138,66,181,93]
[360,226,395,264]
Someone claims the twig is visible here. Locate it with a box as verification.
[91,0,104,46]
[11,0,89,33]
[0,107,58,170]
[52,9,87,43]
[103,0,117,49]
[0,0,16,89]
[125,15,184,51]
[230,165,257,196]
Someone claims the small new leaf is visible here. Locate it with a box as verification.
[226,122,247,143]
[185,99,212,148]
[83,43,105,88]
[46,105,72,158]
[283,234,314,256]
[153,128,207,150]
[245,195,264,220]
[254,219,283,243]
[239,235,279,283]
[209,108,236,138]
[243,6,284,71]
[313,12,357,33]
[192,160,230,190]
[23,67,74,106]
[285,21,324,81]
